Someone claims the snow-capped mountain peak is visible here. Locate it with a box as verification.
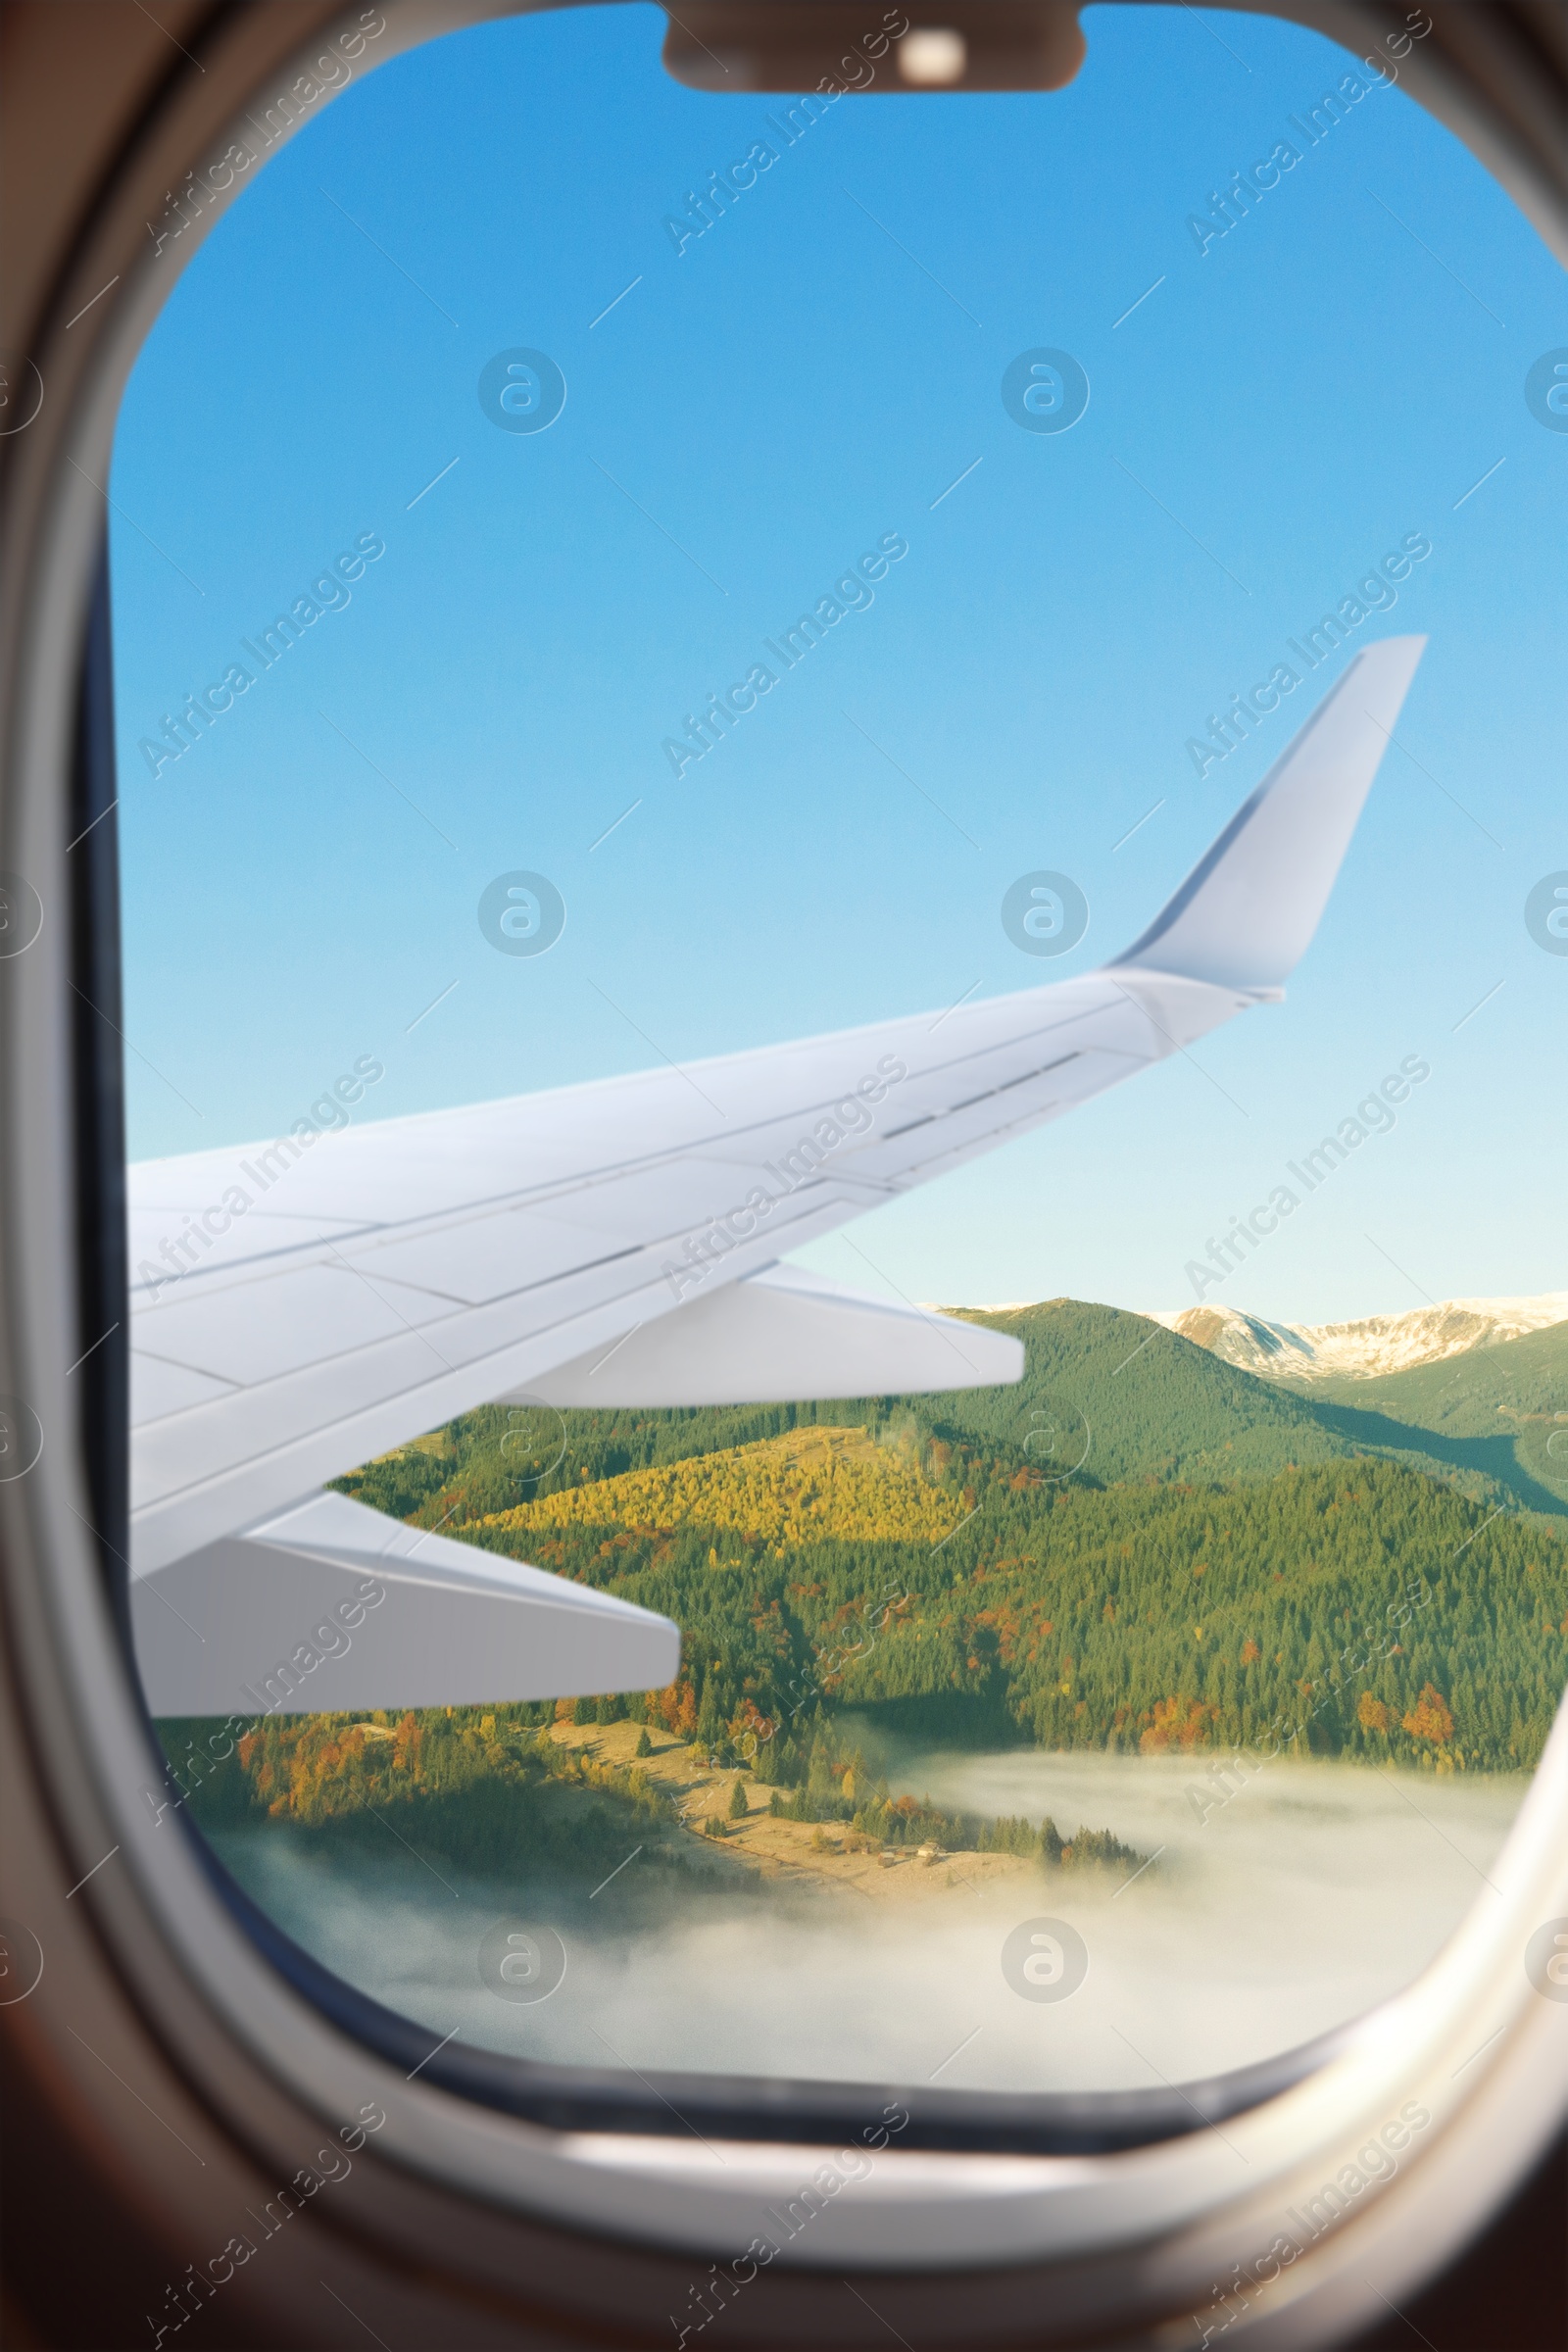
[1145,1294,1568,1383]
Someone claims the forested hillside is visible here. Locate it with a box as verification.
[485,1449,1567,1773]
[1310,1319,1568,1514]
[329,1344,1568,1776]
[168,1700,687,1878]
[929,1300,1343,1482]
[486,1425,966,1550]
[164,1696,1150,1882]
[943,1302,1568,1517]
[340,1298,1552,1535]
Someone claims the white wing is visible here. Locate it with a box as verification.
[131,1492,679,1719]
[127,636,1424,1711]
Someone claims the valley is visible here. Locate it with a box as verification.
[160,1287,1565,2090]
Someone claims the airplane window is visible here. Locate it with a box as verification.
[109,2,1565,2121]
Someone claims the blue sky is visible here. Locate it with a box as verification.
[110,3,1565,1324]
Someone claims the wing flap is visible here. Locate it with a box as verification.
[523,1264,1024,1407]
[131,1492,680,1718]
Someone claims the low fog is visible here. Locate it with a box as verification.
[213,1750,1526,2094]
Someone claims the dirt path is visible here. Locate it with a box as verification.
[548,1718,1028,1903]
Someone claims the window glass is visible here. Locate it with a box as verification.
[113,3,1566,2102]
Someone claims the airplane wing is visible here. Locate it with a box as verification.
[126,636,1425,1714]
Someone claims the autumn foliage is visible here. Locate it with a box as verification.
[480,1427,964,1552]
[1139,1696,1220,1753]
[1400,1685,1455,1745]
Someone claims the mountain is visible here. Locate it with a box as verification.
[1305,1318,1568,1517]
[1312,1315,1568,1430]
[309,1298,1568,1788]
[927,1299,1343,1484]
[1113,1295,1568,1519]
[932,1300,1568,1522]
[1144,1293,1568,1384]
[339,1297,1563,1542]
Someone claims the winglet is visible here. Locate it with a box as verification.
[1113,636,1426,991]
